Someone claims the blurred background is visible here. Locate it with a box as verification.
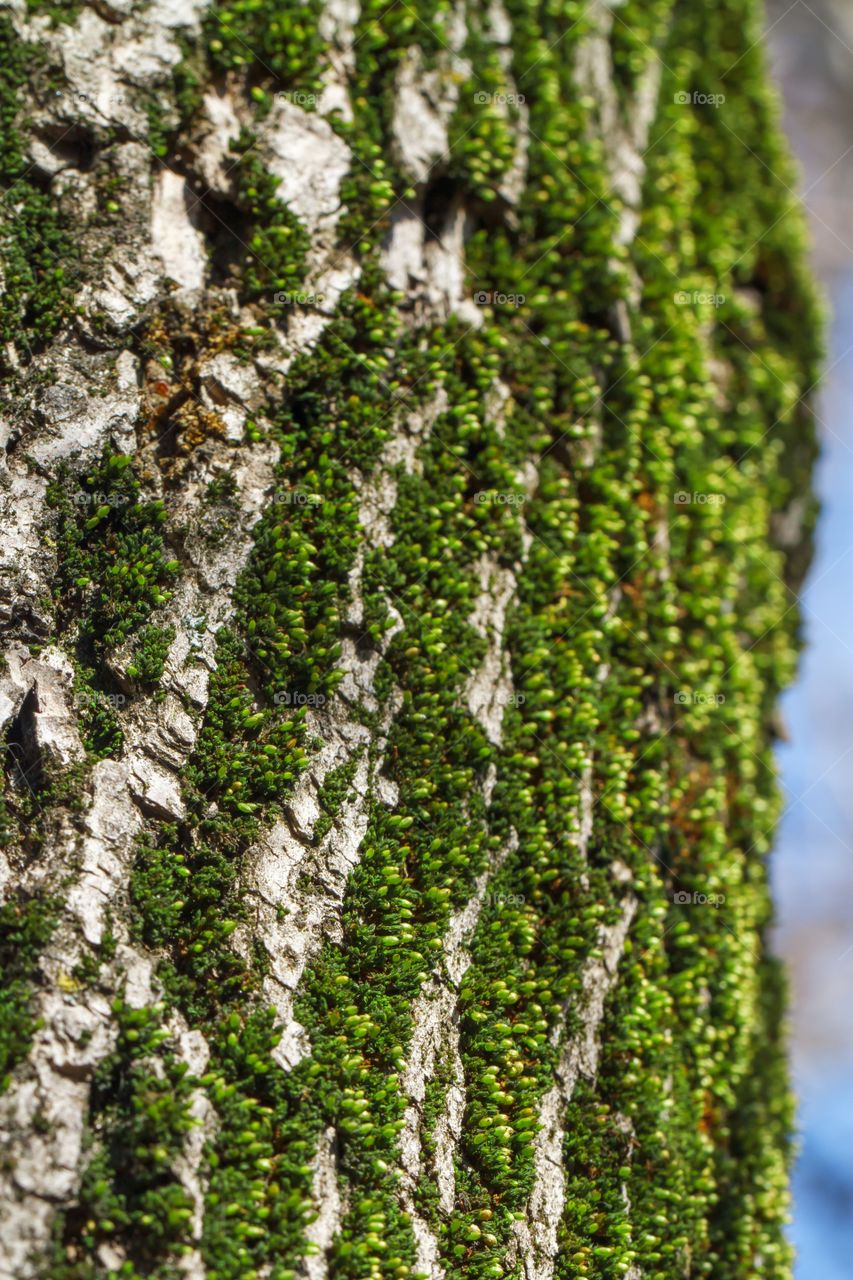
[765,2,853,1276]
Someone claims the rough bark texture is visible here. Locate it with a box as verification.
[0,1,821,1279]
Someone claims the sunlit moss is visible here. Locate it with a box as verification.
[21,0,820,1275]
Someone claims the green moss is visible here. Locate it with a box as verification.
[49,1001,198,1280]
[198,1009,320,1280]
[0,892,58,1092]
[206,473,239,504]
[312,752,362,845]
[0,16,77,358]
[23,0,82,23]
[0,722,90,1096]
[414,1047,461,1235]
[46,452,180,661]
[40,0,820,1274]
[127,624,176,688]
[71,663,125,759]
[609,0,674,100]
[121,276,444,1272]
[447,16,529,204]
[38,453,182,766]
[332,0,450,241]
[227,130,313,311]
[72,920,118,989]
[203,0,325,89]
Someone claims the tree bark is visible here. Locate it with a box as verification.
[0,1,820,1279]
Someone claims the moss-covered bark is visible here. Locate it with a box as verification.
[0,1,820,1278]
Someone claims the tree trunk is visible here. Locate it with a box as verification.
[0,1,820,1278]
